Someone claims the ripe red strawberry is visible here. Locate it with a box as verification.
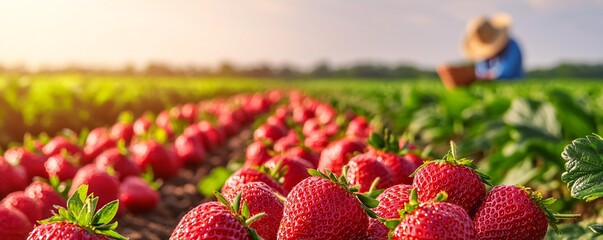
[254,123,287,143]
[133,115,152,135]
[83,128,116,165]
[273,131,299,152]
[318,139,366,175]
[286,146,319,168]
[42,136,82,157]
[392,190,476,240]
[130,140,180,179]
[110,122,134,145]
[0,205,33,239]
[69,165,120,210]
[170,193,264,240]
[4,146,48,180]
[366,132,416,185]
[119,176,159,213]
[174,133,206,166]
[403,153,423,170]
[95,148,141,181]
[292,107,314,124]
[314,103,337,124]
[180,103,198,123]
[277,170,378,240]
[24,181,66,219]
[222,168,287,197]
[302,118,321,136]
[1,191,42,224]
[366,184,412,240]
[264,155,313,192]
[473,185,573,240]
[303,130,330,153]
[346,116,372,139]
[223,182,285,240]
[44,154,79,181]
[413,142,490,215]
[197,121,225,150]
[0,158,28,197]
[219,113,242,137]
[27,185,127,240]
[345,153,395,192]
[243,141,272,168]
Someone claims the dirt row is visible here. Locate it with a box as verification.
[117,128,253,240]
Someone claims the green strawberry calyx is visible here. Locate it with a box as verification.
[214,191,266,240]
[518,185,580,234]
[39,185,127,240]
[381,188,448,238]
[307,167,383,219]
[411,141,492,187]
[367,129,400,154]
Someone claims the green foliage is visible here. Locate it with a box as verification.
[561,134,603,202]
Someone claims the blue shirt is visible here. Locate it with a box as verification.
[475,38,524,80]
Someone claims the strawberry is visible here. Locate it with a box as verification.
[24,181,66,219]
[1,191,42,224]
[391,189,476,240]
[473,185,576,240]
[223,182,285,240]
[272,130,299,152]
[83,128,116,165]
[4,146,48,180]
[222,168,287,197]
[264,155,313,192]
[318,138,366,175]
[0,158,28,197]
[174,133,206,166]
[346,116,372,139]
[302,118,321,136]
[69,165,120,210]
[292,107,314,124]
[180,103,198,123]
[44,154,79,182]
[303,130,330,153]
[366,131,416,185]
[403,153,423,170]
[42,136,82,157]
[119,176,159,213]
[170,192,264,240]
[254,123,287,144]
[366,184,412,240]
[243,141,272,168]
[130,140,180,179]
[412,142,490,215]
[314,103,337,124]
[345,153,395,192]
[133,115,152,135]
[94,148,141,181]
[0,205,33,240]
[27,185,127,240]
[277,169,379,240]
[285,146,319,168]
[219,113,242,137]
[110,122,134,145]
[197,121,224,150]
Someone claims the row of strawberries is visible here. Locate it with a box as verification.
[0,91,281,239]
[170,92,574,240]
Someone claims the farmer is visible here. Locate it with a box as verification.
[438,13,524,88]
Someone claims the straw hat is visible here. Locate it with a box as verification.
[462,13,512,61]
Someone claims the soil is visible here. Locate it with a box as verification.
[117,128,253,240]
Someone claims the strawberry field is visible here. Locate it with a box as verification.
[1,74,602,239]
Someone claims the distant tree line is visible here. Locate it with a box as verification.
[1,61,602,79]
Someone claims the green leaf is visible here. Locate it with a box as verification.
[92,200,119,225]
[198,167,232,197]
[96,230,128,240]
[67,186,86,219]
[561,134,603,201]
[357,194,379,208]
[384,219,400,230]
[590,224,603,234]
[233,193,242,214]
[241,202,250,219]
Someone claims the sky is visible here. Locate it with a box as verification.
[0,0,602,70]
